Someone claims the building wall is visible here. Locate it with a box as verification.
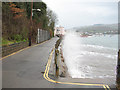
[54,26,65,36]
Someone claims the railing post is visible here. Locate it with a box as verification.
[55,48,59,77]
[40,29,42,42]
[54,38,61,77]
[37,28,40,44]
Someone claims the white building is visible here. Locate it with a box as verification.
[54,26,65,36]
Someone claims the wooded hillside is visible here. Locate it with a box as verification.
[2,2,58,45]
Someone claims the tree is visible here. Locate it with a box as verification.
[9,2,24,19]
[2,2,58,45]
[47,8,58,36]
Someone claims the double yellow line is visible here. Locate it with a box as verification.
[43,48,111,90]
[0,39,111,90]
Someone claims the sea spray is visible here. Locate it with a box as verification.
[62,32,84,78]
[62,31,117,85]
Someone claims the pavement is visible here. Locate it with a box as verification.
[2,37,58,88]
[2,37,116,89]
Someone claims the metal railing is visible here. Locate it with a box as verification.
[36,29,50,44]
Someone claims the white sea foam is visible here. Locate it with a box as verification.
[76,50,117,59]
[81,44,117,51]
[62,32,117,80]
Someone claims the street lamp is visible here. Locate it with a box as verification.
[32,9,41,16]
[29,1,41,46]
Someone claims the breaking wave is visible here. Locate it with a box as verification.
[62,32,117,80]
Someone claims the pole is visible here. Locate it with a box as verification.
[29,1,33,46]
[37,28,40,43]
[54,39,61,77]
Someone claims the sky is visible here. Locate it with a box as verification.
[43,0,118,29]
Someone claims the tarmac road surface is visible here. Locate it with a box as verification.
[2,37,115,89]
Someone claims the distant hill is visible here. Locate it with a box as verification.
[74,24,118,34]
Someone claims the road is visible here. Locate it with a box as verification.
[3,37,58,88]
[2,37,115,89]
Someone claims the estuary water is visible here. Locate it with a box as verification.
[62,32,118,84]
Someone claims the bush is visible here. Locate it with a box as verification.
[2,38,14,46]
[12,34,22,42]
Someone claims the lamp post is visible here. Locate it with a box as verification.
[29,1,41,46]
[28,1,33,46]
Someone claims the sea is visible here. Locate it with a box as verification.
[62,32,118,84]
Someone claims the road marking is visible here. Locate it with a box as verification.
[106,85,111,90]
[1,40,49,60]
[103,85,107,90]
[43,48,111,90]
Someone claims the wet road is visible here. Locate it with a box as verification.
[2,37,59,88]
[2,36,115,89]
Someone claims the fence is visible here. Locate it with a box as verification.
[2,41,28,57]
[2,29,51,57]
[36,29,50,44]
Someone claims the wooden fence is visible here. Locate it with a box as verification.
[2,30,51,57]
[2,42,28,57]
